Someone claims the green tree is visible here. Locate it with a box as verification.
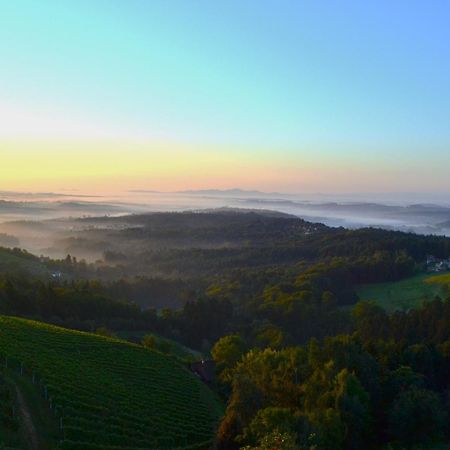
[334,369,371,450]
[306,408,345,450]
[255,325,287,349]
[211,334,247,383]
[240,407,299,445]
[241,430,299,450]
[387,387,447,446]
[95,326,116,338]
[352,301,389,342]
[142,334,174,354]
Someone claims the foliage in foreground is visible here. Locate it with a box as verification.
[213,297,450,450]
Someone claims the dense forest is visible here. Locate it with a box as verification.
[1,211,450,449]
[211,296,450,449]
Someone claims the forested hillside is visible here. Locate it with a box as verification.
[214,297,450,449]
[1,211,450,449]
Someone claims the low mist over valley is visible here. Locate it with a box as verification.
[1,189,449,262]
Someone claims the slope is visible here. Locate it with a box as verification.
[0,316,223,449]
[356,271,450,312]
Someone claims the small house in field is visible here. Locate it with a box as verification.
[426,255,450,272]
[190,360,215,383]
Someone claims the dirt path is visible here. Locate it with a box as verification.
[15,385,39,450]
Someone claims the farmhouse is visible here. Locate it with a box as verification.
[426,255,450,272]
[190,360,215,383]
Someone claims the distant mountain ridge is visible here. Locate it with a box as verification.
[130,188,284,196]
[177,188,283,196]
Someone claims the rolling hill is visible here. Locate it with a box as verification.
[0,317,223,449]
[0,247,48,276]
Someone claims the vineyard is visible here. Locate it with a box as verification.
[0,368,20,448]
[0,316,223,449]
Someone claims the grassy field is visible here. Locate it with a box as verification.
[426,272,450,285]
[0,316,223,449]
[356,271,450,312]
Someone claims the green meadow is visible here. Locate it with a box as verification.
[356,271,450,312]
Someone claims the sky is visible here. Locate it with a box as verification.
[1,0,449,195]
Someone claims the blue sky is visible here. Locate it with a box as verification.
[0,1,449,193]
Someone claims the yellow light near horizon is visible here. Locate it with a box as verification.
[1,137,409,194]
[0,138,295,193]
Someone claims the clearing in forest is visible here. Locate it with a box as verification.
[356,271,450,312]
